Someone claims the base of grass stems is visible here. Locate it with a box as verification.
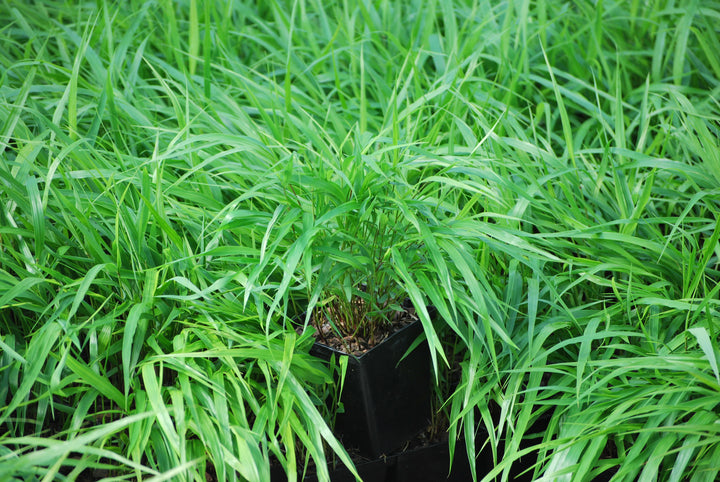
[310,319,433,458]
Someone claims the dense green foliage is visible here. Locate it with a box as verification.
[1,0,719,481]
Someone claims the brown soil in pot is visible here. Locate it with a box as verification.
[299,302,420,356]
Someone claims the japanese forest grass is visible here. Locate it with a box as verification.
[1,0,719,481]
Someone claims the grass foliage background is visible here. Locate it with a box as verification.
[1,0,719,481]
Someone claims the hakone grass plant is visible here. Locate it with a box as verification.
[0,2,358,479]
[2,0,720,481]
[243,131,521,368]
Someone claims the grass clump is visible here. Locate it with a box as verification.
[1,0,719,481]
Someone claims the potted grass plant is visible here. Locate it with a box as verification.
[296,173,436,457]
[247,143,442,459]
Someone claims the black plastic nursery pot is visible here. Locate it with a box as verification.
[393,429,539,482]
[301,440,470,482]
[311,320,432,458]
[394,438,477,482]
[271,435,487,482]
[270,414,556,481]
